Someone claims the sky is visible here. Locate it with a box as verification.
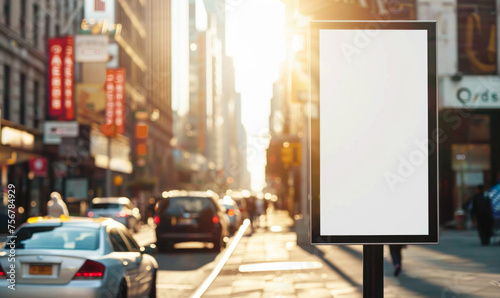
[225,0,286,191]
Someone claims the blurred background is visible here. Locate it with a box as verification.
[0,0,499,232]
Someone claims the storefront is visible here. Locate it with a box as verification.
[90,125,133,198]
[439,76,500,225]
[1,123,48,227]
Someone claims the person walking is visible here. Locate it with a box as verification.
[247,196,257,232]
[47,191,69,217]
[470,185,494,245]
[389,245,405,276]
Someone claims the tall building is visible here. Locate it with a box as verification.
[0,0,174,225]
[172,0,248,193]
[0,1,83,222]
[222,56,249,190]
[146,0,174,194]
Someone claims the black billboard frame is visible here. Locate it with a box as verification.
[309,21,438,245]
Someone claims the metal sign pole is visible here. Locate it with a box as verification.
[363,245,384,298]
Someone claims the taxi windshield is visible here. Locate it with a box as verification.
[13,226,100,250]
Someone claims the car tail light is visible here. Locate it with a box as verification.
[116,210,128,217]
[227,209,235,216]
[154,216,160,224]
[87,211,94,218]
[74,260,105,279]
[212,215,220,224]
[0,263,6,278]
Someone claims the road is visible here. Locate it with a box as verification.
[134,214,500,298]
[2,214,499,297]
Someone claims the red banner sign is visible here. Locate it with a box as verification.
[104,69,115,126]
[102,68,126,136]
[48,38,64,117]
[63,36,74,120]
[115,68,125,134]
[29,158,48,177]
[48,36,74,119]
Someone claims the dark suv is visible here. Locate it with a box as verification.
[154,191,229,252]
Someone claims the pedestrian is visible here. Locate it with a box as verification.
[470,185,494,245]
[389,245,405,276]
[247,196,257,232]
[47,191,69,217]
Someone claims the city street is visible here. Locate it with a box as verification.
[127,210,500,297]
[2,1,500,297]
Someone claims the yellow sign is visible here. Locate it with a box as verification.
[281,142,301,166]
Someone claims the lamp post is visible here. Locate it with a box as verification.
[106,135,112,196]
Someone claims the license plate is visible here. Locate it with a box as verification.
[179,218,193,224]
[29,265,52,275]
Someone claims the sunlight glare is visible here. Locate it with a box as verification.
[226,0,286,191]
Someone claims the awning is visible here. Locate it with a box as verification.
[0,144,44,165]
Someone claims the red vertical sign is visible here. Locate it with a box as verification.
[114,68,125,134]
[95,0,106,11]
[63,36,74,120]
[48,38,64,117]
[105,69,116,126]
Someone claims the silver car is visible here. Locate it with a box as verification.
[0,216,158,298]
[87,197,142,233]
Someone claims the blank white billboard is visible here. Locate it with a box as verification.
[319,29,429,236]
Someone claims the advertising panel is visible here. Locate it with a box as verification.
[299,0,416,20]
[63,36,74,120]
[114,68,126,134]
[104,69,115,126]
[29,158,48,177]
[64,178,89,202]
[310,21,437,244]
[75,35,109,62]
[84,0,115,24]
[457,0,497,75]
[48,38,65,117]
[43,121,79,144]
[76,83,106,125]
[48,37,74,119]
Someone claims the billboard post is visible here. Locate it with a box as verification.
[309,21,437,297]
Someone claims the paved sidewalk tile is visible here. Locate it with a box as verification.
[205,211,361,298]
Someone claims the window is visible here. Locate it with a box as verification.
[33,4,39,47]
[120,229,140,252]
[161,197,213,216]
[3,65,10,121]
[20,0,26,38]
[109,228,129,252]
[3,0,10,27]
[90,203,121,209]
[34,81,39,128]
[14,226,100,250]
[20,73,26,125]
[457,0,497,75]
[45,14,50,43]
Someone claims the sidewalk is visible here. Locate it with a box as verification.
[205,210,361,297]
[206,211,500,297]
[312,227,500,297]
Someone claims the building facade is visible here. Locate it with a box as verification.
[419,0,500,227]
[0,0,84,224]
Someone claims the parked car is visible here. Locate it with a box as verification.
[218,196,243,234]
[87,197,141,233]
[228,192,250,221]
[154,190,229,252]
[0,215,158,298]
